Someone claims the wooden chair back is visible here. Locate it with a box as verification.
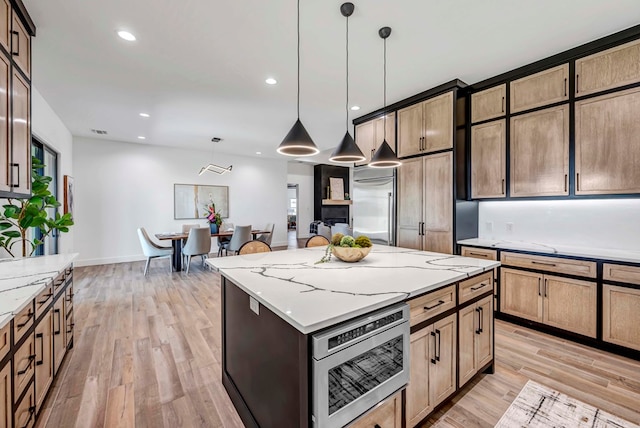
[238,240,272,255]
[305,235,330,247]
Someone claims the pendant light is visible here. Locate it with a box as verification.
[199,137,233,175]
[329,2,365,163]
[369,26,402,168]
[277,0,319,156]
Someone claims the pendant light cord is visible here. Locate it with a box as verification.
[345,14,349,132]
[297,0,300,118]
[383,36,387,137]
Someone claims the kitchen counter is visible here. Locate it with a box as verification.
[458,238,640,264]
[206,245,499,334]
[0,253,79,329]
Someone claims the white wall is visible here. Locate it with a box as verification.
[478,199,640,251]
[73,137,288,266]
[287,162,314,238]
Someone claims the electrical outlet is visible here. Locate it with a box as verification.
[506,222,514,233]
[485,221,493,233]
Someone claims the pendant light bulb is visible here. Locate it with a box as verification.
[330,2,365,164]
[369,26,402,168]
[278,0,319,157]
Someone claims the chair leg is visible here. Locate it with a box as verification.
[185,255,191,275]
[144,258,151,276]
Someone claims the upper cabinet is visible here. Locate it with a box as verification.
[575,39,640,97]
[471,84,506,123]
[575,86,640,195]
[0,0,9,52]
[354,112,395,166]
[11,11,30,78]
[470,120,506,199]
[510,105,569,197]
[398,91,453,158]
[510,64,569,113]
[12,69,30,195]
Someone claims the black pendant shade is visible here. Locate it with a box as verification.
[369,140,401,168]
[329,131,365,163]
[277,119,320,156]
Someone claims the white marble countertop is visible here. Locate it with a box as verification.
[0,254,78,329]
[206,245,499,334]
[458,238,640,264]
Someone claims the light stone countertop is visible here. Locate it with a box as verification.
[458,238,640,264]
[206,245,499,334]
[0,253,79,329]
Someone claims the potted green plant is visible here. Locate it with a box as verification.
[0,157,74,257]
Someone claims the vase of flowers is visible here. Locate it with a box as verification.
[204,199,222,233]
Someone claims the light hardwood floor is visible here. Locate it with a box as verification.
[37,261,640,428]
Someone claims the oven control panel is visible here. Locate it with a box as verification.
[328,310,403,350]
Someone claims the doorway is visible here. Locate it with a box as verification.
[287,184,298,245]
[31,138,59,256]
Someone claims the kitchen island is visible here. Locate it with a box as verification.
[206,245,499,428]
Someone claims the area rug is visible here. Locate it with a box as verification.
[495,380,639,427]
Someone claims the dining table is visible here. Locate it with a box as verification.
[155,229,271,272]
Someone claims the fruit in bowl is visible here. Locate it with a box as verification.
[316,234,373,263]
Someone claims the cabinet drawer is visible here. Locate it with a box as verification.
[348,391,401,428]
[14,333,35,398]
[603,263,640,286]
[13,303,34,343]
[459,271,493,304]
[65,283,74,316]
[15,381,35,428]
[66,311,74,347]
[35,282,53,319]
[0,322,8,362]
[500,252,596,278]
[510,64,569,113]
[53,271,66,296]
[471,84,506,123]
[460,246,497,261]
[409,285,456,327]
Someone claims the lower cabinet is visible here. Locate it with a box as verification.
[14,383,35,428]
[500,268,597,338]
[459,296,493,387]
[348,391,402,428]
[1,363,10,428]
[406,313,457,427]
[53,298,66,374]
[14,334,35,399]
[35,310,53,412]
[603,284,640,352]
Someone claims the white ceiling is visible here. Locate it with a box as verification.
[25,0,640,159]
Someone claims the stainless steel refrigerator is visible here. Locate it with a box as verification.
[352,167,395,246]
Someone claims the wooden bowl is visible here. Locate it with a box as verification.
[331,246,372,263]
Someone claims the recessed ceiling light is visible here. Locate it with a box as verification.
[350,105,360,111]
[139,113,150,118]
[256,151,262,155]
[265,78,277,85]
[137,136,146,140]
[117,30,136,41]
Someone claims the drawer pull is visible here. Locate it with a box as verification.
[501,96,505,113]
[38,293,53,305]
[470,283,488,291]
[531,261,556,267]
[21,406,36,428]
[17,355,35,375]
[424,300,445,311]
[564,78,567,97]
[16,310,33,328]
[375,425,382,428]
[468,252,488,258]
[10,30,19,56]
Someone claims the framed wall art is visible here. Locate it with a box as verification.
[174,184,229,220]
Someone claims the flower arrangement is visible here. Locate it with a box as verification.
[316,233,372,263]
[204,198,222,226]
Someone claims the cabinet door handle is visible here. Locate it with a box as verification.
[532,261,556,267]
[475,307,481,334]
[424,300,444,311]
[564,174,568,192]
[54,308,61,335]
[10,163,19,188]
[576,172,580,192]
[436,329,441,361]
[538,278,542,296]
[375,425,382,428]
[501,178,505,195]
[564,78,567,97]
[544,278,548,298]
[478,306,484,333]
[36,332,44,366]
[470,282,487,291]
[11,30,19,56]
[501,96,505,113]
[21,406,36,428]
[430,331,437,364]
[421,222,425,236]
[576,74,580,93]
[17,355,35,375]
[38,293,53,305]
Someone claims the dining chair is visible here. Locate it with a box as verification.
[217,221,234,257]
[238,240,272,255]
[182,227,212,274]
[257,223,274,246]
[305,235,330,247]
[137,227,173,276]
[181,223,200,245]
[223,225,252,256]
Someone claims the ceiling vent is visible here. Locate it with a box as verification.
[211,137,222,142]
[91,129,108,135]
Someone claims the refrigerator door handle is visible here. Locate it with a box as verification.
[387,192,392,245]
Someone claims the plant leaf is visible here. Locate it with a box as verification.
[2,230,20,238]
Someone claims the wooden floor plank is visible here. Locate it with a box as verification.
[36,260,640,428]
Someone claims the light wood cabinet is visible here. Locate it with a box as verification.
[0,0,9,52]
[460,247,498,310]
[406,313,456,427]
[0,322,8,363]
[13,303,33,346]
[397,152,453,254]
[11,69,30,195]
[15,385,34,428]
[470,119,506,198]
[459,295,493,387]
[14,333,35,398]
[510,104,569,197]
[11,12,30,79]
[0,363,10,428]
[409,285,455,327]
[501,268,596,338]
[348,392,401,428]
[603,284,640,352]
[575,38,640,97]
[500,251,597,278]
[471,84,506,123]
[35,310,53,412]
[0,53,9,193]
[510,64,569,113]
[398,92,453,157]
[355,113,395,166]
[459,271,493,304]
[575,86,640,195]
[53,298,66,374]
[603,263,640,286]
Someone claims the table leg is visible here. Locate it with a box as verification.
[172,240,183,272]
